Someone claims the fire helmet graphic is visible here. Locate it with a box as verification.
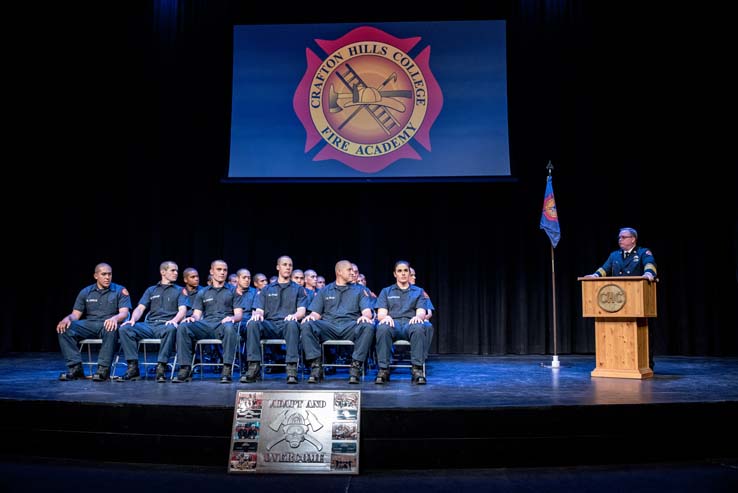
[294,26,443,173]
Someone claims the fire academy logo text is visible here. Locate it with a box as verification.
[294,26,443,173]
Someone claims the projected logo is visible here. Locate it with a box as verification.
[294,26,443,173]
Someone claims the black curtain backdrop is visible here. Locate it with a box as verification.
[5,1,736,356]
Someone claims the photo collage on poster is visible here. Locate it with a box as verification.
[229,392,263,472]
[330,392,359,471]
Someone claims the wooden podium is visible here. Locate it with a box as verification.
[578,276,656,379]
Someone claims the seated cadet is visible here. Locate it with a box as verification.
[235,268,258,360]
[291,269,305,287]
[357,274,378,306]
[235,268,258,326]
[252,273,268,293]
[375,261,428,385]
[303,269,319,307]
[409,267,435,359]
[241,255,307,384]
[173,259,243,383]
[181,267,203,317]
[357,272,379,369]
[300,260,374,384]
[115,261,188,382]
[316,276,326,291]
[56,263,131,381]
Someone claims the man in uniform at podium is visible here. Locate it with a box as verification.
[587,227,657,281]
[586,227,658,368]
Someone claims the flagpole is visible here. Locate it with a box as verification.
[545,161,560,369]
[550,242,559,368]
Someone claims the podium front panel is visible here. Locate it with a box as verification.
[580,277,657,318]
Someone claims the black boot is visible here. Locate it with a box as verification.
[220,364,233,383]
[240,362,261,383]
[172,366,192,383]
[348,360,363,384]
[307,358,323,384]
[411,365,426,385]
[155,362,168,382]
[375,368,390,384]
[114,360,140,381]
[92,365,110,382]
[59,363,85,381]
[286,363,298,384]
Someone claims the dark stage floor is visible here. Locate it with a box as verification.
[2,456,737,493]
[1,353,737,474]
[2,353,738,409]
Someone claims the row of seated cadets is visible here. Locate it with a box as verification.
[55,258,436,385]
[296,260,433,385]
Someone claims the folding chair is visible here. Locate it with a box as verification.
[321,340,364,380]
[191,339,239,380]
[390,339,425,374]
[81,314,129,379]
[79,339,108,379]
[260,339,296,380]
[138,338,178,379]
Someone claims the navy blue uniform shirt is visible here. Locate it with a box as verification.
[193,285,242,323]
[238,286,259,312]
[377,284,426,319]
[254,281,308,321]
[138,283,187,322]
[182,286,203,317]
[73,282,132,321]
[596,246,657,277]
[308,282,372,325]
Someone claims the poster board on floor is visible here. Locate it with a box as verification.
[228,390,360,474]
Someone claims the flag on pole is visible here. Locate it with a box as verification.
[540,175,560,247]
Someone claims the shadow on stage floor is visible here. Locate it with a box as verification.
[1,353,737,471]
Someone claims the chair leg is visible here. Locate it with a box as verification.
[170,354,178,380]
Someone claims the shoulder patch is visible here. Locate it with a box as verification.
[422,290,429,298]
[363,289,369,297]
[645,250,652,255]
[182,287,188,295]
[122,288,130,296]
